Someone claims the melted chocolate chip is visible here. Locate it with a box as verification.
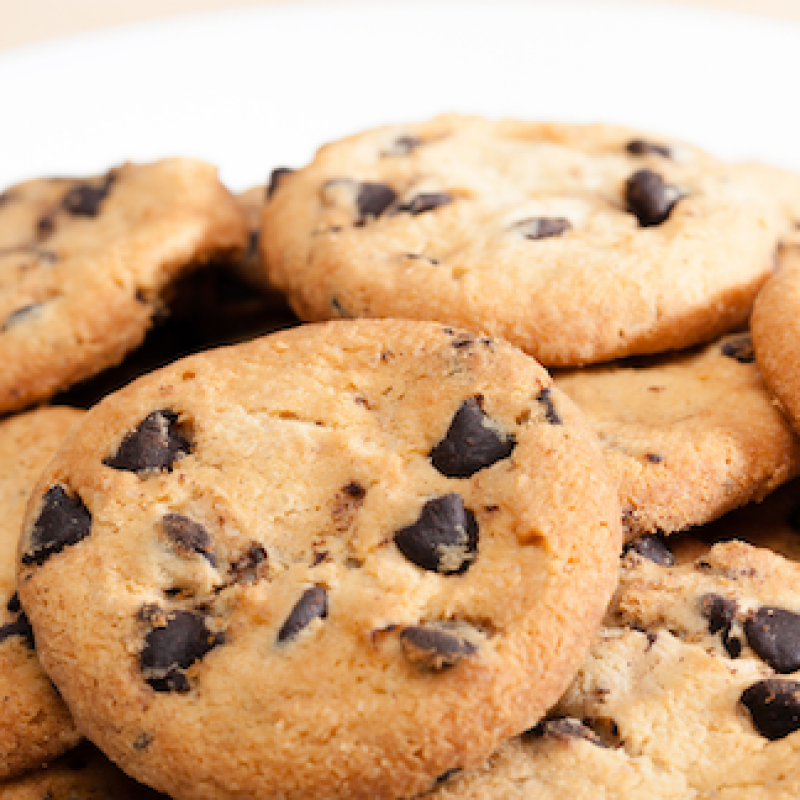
[625,169,682,227]
[161,514,215,566]
[266,167,295,200]
[741,679,800,740]
[700,593,737,635]
[623,534,675,566]
[721,335,755,364]
[514,217,572,240]
[2,303,40,332]
[394,494,478,574]
[536,717,607,747]
[103,410,191,474]
[745,607,800,673]
[0,609,34,648]
[626,139,673,159]
[430,397,516,478]
[62,182,112,217]
[357,182,397,219]
[400,625,477,669]
[140,607,224,692]
[277,586,328,642]
[536,387,562,425]
[22,485,92,566]
[397,192,453,215]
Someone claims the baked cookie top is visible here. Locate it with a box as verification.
[17,319,622,800]
[554,331,800,538]
[0,159,247,412]
[752,239,800,436]
[261,115,789,367]
[426,528,800,799]
[0,406,83,780]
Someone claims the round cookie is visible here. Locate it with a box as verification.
[17,319,622,800]
[554,331,800,538]
[425,532,800,799]
[0,159,247,413]
[0,406,83,780]
[261,114,792,367]
[0,741,167,800]
[752,239,800,436]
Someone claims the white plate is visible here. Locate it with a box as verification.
[1,0,799,191]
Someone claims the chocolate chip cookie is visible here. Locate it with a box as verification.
[0,159,247,412]
[0,406,83,779]
[554,332,800,538]
[262,115,791,367]
[17,319,622,800]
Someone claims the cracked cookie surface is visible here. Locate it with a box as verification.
[16,319,621,800]
[0,159,247,412]
[261,115,791,367]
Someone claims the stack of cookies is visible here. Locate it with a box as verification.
[3,115,800,799]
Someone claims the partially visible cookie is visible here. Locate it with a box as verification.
[0,159,247,412]
[17,319,622,800]
[554,331,800,538]
[0,407,83,780]
[0,741,167,800]
[262,114,790,367]
[752,239,800,436]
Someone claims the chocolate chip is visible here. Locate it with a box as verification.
[228,543,268,585]
[7,593,20,613]
[22,485,92,566]
[386,135,422,156]
[2,303,39,332]
[741,679,800,740]
[536,717,607,747]
[0,609,34,648]
[161,514,215,566]
[62,182,111,217]
[397,192,453,215]
[400,624,477,669]
[745,607,800,673]
[394,494,478,574]
[277,586,328,642]
[514,217,572,240]
[430,397,516,478]
[645,453,664,464]
[357,182,397,219]
[626,139,673,159]
[536,387,562,425]
[103,410,191,475]
[625,169,682,227]
[700,593,737,635]
[721,334,755,364]
[266,167,294,200]
[623,534,675,566]
[343,482,366,500]
[140,607,224,692]
[434,769,461,786]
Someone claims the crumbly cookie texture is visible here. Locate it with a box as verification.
[17,319,621,800]
[425,501,800,799]
[261,114,791,367]
[0,159,247,412]
[0,407,83,780]
[554,331,800,538]
[752,240,800,436]
[0,741,167,800]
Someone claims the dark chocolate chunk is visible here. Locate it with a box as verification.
[400,624,477,669]
[625,169,682,227]
[430,397,516,478]
[357,182,397,219]
[745,606,800,673]
[536,387,562,425]
[537,717,607,747]
[2,303,39,332]
[514,217,572,240]
[161,514,215,566]
[277,586,328,642]
[0,609,34,648]
[721,334,755,364]
[140,608,224,692]
[103,410,191,474]
[700,593,737,635]
[22,485,92,566]
[397,192,453,215]
[741,678,800,740]
[623,534,675,566]
[394,494,478,574]
[626,139,673,159]
[61,181,111,217]
[266,167,295,200]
